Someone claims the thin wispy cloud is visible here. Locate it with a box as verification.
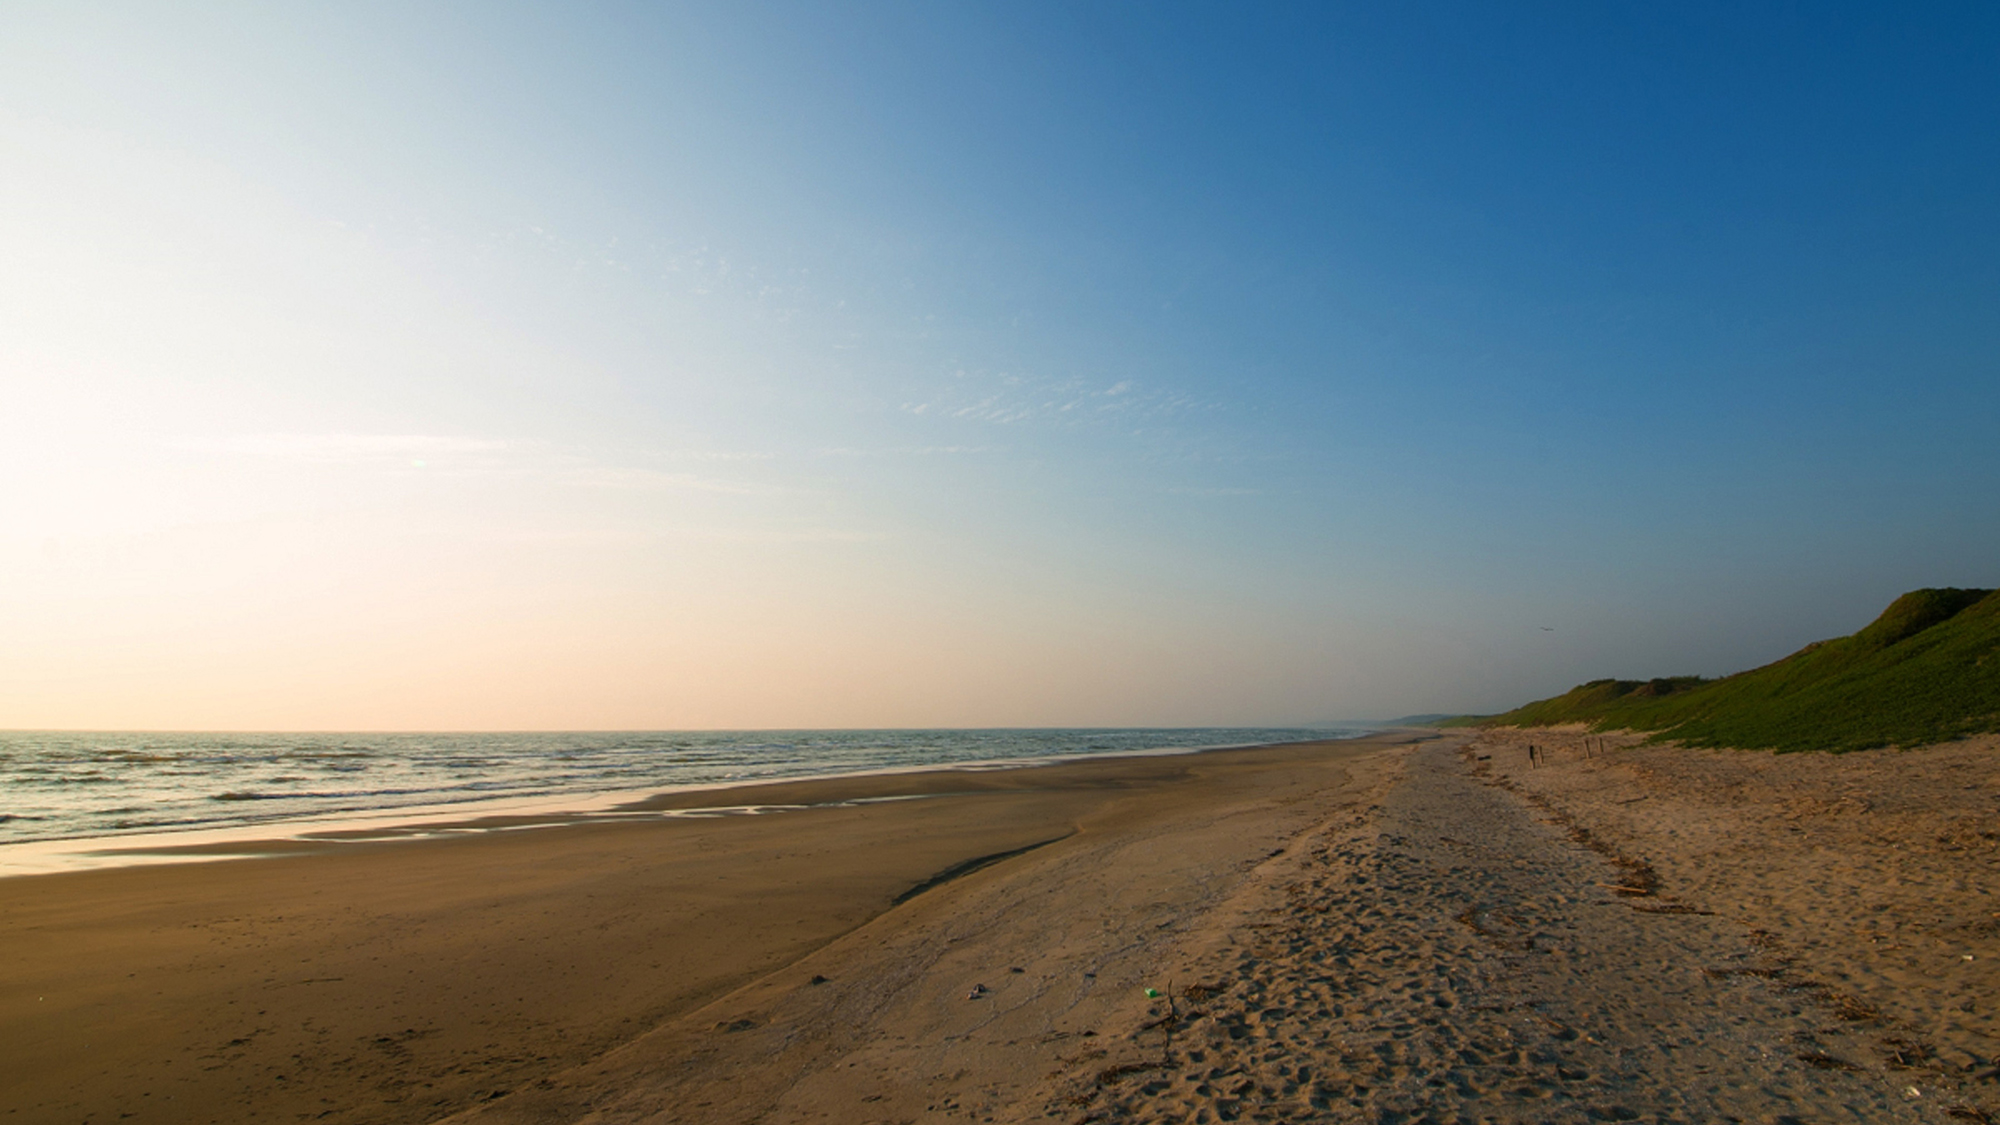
[659,525,887,545]
[557,465,785,496]
[672,450,777,463]
[816,445,998,457]
[175,434,783,496]
[901,371,1206,427]
[177,433,509,464]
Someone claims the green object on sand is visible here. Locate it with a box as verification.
[1144,988,1159,998]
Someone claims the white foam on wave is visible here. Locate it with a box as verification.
[0,729,1359,875]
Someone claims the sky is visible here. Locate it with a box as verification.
[3,2,1998,731]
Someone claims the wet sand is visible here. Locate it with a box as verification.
[0,735,1394,1125]
[462,733,1989,1125]
[11,726,1993,1125]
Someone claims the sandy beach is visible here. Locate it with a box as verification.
[12,5,1992,1122]
[1470,728,2000,1093]
[0,735,1392,1124]
[7,728,1997,1125]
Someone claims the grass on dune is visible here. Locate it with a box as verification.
[1470,587,2000,752]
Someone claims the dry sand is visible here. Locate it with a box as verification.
[1033,737,1979,1125]
[6,727,1995,1125]
[1471,727,2000,1106]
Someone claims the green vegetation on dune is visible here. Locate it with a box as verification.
[1480,587,2000,752]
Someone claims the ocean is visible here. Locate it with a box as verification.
[0,727,1353,847]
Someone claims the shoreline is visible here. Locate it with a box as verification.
[0,732,1410,1125]
[0,732,1367,877]
[7,726,1990,1123]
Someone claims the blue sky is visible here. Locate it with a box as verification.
[3,2,1996,728]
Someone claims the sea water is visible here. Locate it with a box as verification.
[0,727,1352,846]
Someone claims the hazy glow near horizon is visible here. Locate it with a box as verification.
[5,4,1998,730]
